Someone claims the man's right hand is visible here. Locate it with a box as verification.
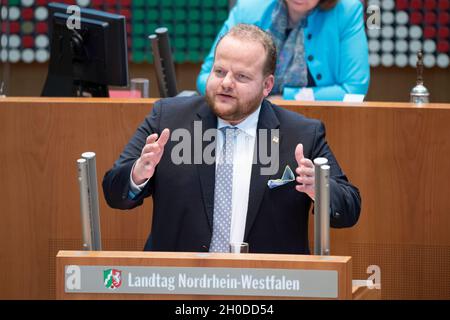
[132,128,170,185]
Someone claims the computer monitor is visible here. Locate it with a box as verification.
[42,2,128,97]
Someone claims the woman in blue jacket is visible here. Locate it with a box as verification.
[197,0,370,101]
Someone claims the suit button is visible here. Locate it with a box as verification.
[307,34,312,40]
[308,55,314,61]
[316,73,322,80]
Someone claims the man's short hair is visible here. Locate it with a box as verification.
[216,24,277,77]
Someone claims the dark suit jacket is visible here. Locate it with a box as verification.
[102,97,361,254]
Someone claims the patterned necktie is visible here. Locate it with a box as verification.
[209,126,238,252]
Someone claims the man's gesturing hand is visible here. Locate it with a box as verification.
[295,143,315,200]
[132,128,170,185]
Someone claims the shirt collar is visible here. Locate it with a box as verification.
[217,105,261,138]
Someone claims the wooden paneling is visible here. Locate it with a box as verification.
[278,101,450,299]
[365,67,450,103]
[1,98,450,299]
[0,98,155,299]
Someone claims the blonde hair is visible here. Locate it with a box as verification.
[216,24,277,76]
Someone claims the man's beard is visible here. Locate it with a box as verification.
[205,89,264,123]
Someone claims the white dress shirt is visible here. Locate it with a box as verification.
[216,106,260,244]
[130,106,261,245]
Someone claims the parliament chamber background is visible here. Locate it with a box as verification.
[1,0,450,300]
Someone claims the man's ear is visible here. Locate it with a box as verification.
[262,75,275,97]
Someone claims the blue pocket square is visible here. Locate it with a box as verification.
[267,165,295,189]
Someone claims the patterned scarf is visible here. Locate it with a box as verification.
[268,0,308,94]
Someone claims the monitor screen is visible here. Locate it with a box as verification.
[42,2,128,97]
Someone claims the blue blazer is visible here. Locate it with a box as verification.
[196,0,370,101]
[102,97,361,254]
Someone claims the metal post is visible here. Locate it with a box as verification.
[76,158,93,250]
[81,152,102,250]
[313,157,329,255]
[319,164,330,255]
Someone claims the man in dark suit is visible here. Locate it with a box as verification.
[103,24,360,254]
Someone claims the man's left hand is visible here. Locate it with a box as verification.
[295,143,315,200]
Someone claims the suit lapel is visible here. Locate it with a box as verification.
[244,100,281,240]
[195,102,218,231]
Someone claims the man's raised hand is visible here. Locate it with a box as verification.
[132,128,170,185]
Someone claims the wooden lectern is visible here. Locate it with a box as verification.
[56,251,379,300]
